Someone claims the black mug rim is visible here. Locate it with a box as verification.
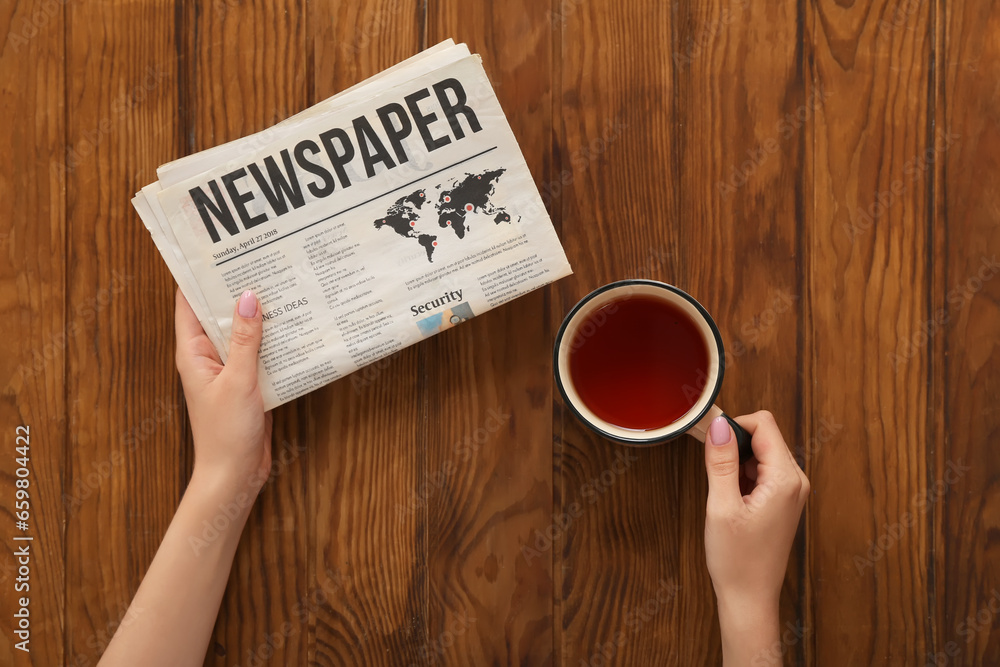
[552,279,726,445]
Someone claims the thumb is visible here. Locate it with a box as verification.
[704,416,742,511]
[225,290,263,382]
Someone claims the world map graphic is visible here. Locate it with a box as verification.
[373,168,517,262]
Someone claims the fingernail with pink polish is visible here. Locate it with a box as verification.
[710,416,730,446]
[238,290,256,318]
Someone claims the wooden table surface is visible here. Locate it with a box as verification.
[3,0,999,665]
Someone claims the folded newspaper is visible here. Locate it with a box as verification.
[132,41,573,409]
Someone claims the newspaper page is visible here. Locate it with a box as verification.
[133,41,475,357]
[146,52,572,409]
[155,40,468,188]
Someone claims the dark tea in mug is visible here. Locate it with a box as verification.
[567,295,710,430]
[555,279,753,462]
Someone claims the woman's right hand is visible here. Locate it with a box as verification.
[703,411,810,665]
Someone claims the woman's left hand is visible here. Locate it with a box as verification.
[174,288,272,494]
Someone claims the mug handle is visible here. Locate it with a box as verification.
[688,405,754,463]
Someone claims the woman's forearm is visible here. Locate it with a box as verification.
[98,471,256,667]
[718,595,781,667]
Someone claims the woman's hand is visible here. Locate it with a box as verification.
[175,288,272,494]
[703,411,810,666]
[98,289,274,667]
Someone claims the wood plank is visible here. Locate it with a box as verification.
[554,2,696,665]
[306,3,428,664]
[179,2,314,665]
[675,0,807,664]
[805,0,935,661]
[935,0,1000,664]
[0,2,66,664]
[21,3,998,666]
[62,1,186,664]
[423,4,556,664]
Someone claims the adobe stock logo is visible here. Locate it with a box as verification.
[889,255,1000,371]
[409,611,477,666]
[925,589,1000,666]
[854,459,971,574]
[841,131,960,241]
[716,88,832,198]
[578,579,680,667]
[395,407,511,521]
[520,449,639,565]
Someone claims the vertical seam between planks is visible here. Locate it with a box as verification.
[61,0,71,662]
[804,0,817,663]
[301,2,316,660]
[420,0,428,50]
[552,0,565,661]
[551,0,562,660]
[420,5,430,659]
[925,0,942,656]
[793,0,808,663]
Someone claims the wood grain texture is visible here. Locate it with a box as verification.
[180,2,315,665]
[424,3,556,663]
[62,1,187,664]
[676,0,806,663]
[554,1,695,665]
[805,0,935,662]
[0,1,66,664]
[307,4,428,664]
[936,0,1000,664]
[4,0,1000,664]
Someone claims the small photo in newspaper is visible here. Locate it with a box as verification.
[416,302,475,337]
